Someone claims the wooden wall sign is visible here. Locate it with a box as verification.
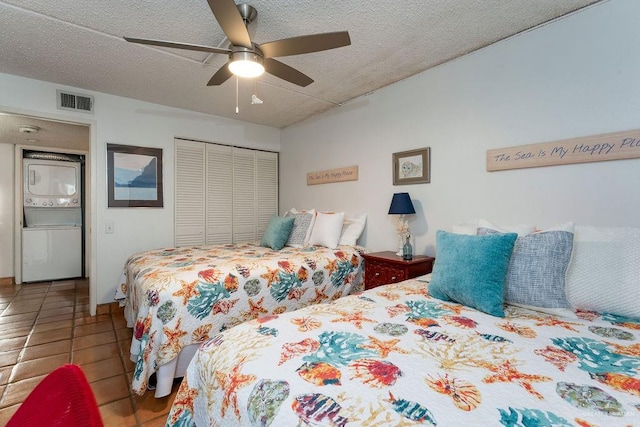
[487,128,640,171]
[307,165,358,185]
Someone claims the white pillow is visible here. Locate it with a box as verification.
[478,219,536,236]
[284,208,316,247]
[566,226,640,319]
[309,212,345,249]
[451,222,478,235]
[338,213,367,246]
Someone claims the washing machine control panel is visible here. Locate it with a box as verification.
[24,197,80,207]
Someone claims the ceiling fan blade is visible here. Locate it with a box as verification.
[258,31,351,58]
[207,63,233,86]
[263,58,313,87]
[124,37,231,55]
[207,0,252,48]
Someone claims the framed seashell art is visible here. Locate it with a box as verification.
[393,147,430,185]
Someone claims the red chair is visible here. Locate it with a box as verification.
[7,364,103,426]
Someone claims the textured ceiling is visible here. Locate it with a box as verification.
[0,0,601,129]
[0,113,89,151]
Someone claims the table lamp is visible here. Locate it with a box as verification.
[388,192,415,256]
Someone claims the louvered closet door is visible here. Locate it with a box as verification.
[256,151,278,237]
[205,144,233,244]
[232,148,257,243]
[175,139,205,246]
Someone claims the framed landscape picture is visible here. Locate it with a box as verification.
[107,143,163,207]
[393,147,430,185]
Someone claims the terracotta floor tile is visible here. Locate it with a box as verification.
[42,299,75,310]
[0,336,28,352]
[99,397,138,427]
[38,306,75,319]
[91,374,130,406]
[122,350,136,373]
[142,414,171,426]
[19,288,48,296]
[119,339,134,357]
[0,278,192,426]
[113,315,128,329]
[27,327,72,346]
[1,327,32,340]
[73,342,120,365]
[34,312,73,324]
[50,282,76,290]
[10,353,69,382]
[21,283,49,290]
[0,403,20,425]
[75,321,114,337]
[74,330,117,350]
[97,305,112,315]
[43,293,75,302]
[117,327,133,342]
[20,339,71,361]
[0,312,38,325]
[3,301,42,315]
[0,350,20,368]
[81,356,124,383]
[75,304,90,315]
[1,374,47,407]
[32,318,73,333]
[9,296,45,306]
[134,388,178,424]
[47,291,76,299]
[75,313,111,325]
[0,319,35,332]
[0,366,12,385]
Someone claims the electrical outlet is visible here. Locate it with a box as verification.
[105,222,114,234]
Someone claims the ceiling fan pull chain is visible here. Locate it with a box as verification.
[235,75,239,114]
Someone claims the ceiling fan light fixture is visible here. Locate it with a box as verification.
[229,51,264,78]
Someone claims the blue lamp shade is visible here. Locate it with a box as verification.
[388,193,416,215]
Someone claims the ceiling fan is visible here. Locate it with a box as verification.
[124,0,351,88]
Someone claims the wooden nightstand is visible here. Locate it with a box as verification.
[362,251,435,290]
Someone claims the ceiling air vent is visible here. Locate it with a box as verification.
[56,89,94,114]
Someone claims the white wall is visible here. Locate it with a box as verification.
[280,0,640,256]
[0,144,14,277]
[0,74,280,304]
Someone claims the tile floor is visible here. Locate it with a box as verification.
[0,279,180,426]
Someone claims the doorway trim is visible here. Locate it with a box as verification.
[4,106,98,316]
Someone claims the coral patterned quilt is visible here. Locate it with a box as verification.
[115,243,364,395]
[167,276,640,426]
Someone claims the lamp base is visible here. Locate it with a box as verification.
[396,234,404,257]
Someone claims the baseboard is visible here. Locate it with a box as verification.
[0,277,15,287]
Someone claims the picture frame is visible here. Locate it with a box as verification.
[107,143,163,207]
[393,147,430,185]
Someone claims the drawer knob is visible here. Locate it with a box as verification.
[374,272,380,277]
[391,276,396,281]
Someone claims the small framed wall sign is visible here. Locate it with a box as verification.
[107,143,163,207]
[393,147,430,185]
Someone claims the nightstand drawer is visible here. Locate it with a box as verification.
[366,263,406,289]
[362,251,434,290]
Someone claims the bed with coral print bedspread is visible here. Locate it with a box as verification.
[116,243,364,396]
[167,276,640,427]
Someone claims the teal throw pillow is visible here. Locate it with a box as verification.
[429,230,517,317]
[260,215,295,250]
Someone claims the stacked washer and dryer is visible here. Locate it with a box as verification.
[22,153,83,282]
